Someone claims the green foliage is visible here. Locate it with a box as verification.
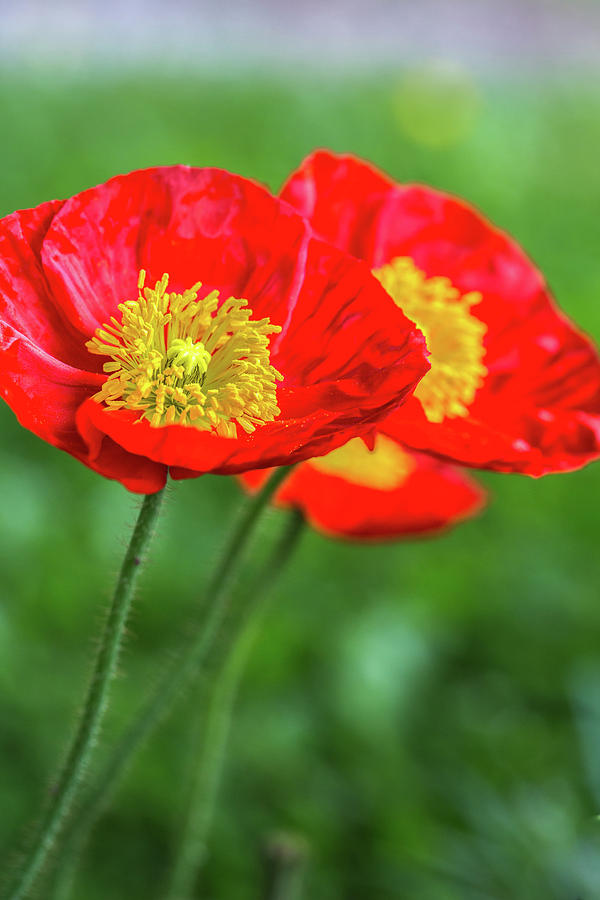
[1,68,600,898]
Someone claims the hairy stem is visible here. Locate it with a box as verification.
[49,466,292,897]
[3,488,166,900]
[166,508,305,900]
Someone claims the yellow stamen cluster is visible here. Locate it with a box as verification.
[311,434,414,490]
[86,271,283,436]
[374,257,487,423]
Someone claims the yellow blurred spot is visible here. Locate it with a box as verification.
[392,61,480,148]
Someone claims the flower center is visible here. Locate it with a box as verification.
[86,271,283,437]
[310,434,414,490]
[373,257,487,423]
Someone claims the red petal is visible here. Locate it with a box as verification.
[0,201,94,369]
[282,150,600,475]
[0,321,102,448]
[41,166,315,336]
[238,444,485,541]
[0,322,166,492]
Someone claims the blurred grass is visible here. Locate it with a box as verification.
[1,67,600,899]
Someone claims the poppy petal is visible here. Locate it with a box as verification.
[0,201,94,369]
[238,439,485,541]
[0,320,166,491]
[281,150,600,475]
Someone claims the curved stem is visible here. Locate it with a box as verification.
[49,466,292,897]
[3,488,166,900]
[262,833,309,900]
[166,508,305,900]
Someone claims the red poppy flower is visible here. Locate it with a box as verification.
[239,431,485,541]
[281,150,600,476]
[0,165,429,493]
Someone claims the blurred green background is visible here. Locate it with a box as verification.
[2,65,600,900]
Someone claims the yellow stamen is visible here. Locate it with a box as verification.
[311,434,414,490]
[86,271,283,435]
[374,256,487,423]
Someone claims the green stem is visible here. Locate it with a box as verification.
[3,488,166,900]
[165,508,305,900]
[49,466,292,897]
[262,833,309,900]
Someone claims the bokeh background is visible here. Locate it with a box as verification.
[2,1,600,897]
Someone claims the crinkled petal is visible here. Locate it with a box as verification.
[281,150,600,475]
[41,166,312,336]
[0,201,95,369]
